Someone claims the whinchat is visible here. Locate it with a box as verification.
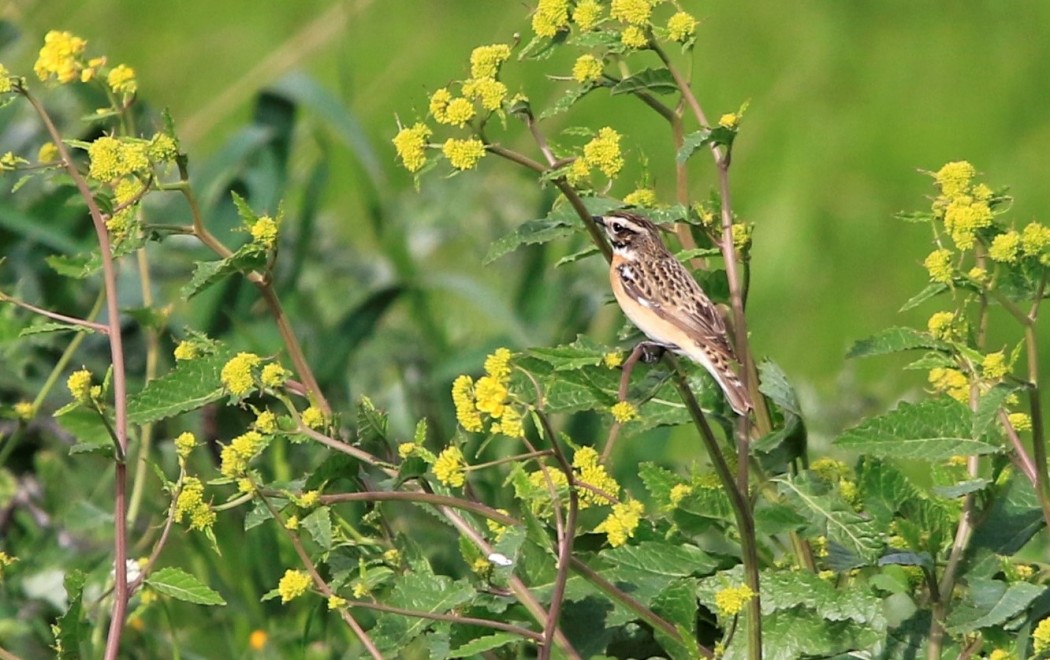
[594,211,753,415]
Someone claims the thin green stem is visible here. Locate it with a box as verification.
[319,491,518,526]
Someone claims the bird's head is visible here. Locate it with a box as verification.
[592,211,665,259]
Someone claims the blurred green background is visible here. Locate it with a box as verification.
[6,0,1050,440]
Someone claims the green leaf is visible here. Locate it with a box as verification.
[485,197,621,263]
[753,360,807,470]
[676,129,713,165]
[127,352,228,425]
[538,84,594,119]
[834,398,998,460]
[775,475,883,563]
[846,326,948,358]
[528,335,611,370]
[372,573,475,652]
[899,283,948,311]
[448,632,520,658]
[602,541,719,579]
[855,457,922,524]
[146,567,226,605]
[55,407,114,456]
[651,579,703,660]
[967,476,1044,578]
[609,67,677,96]
[973,383,1020,438]
[46,252,102,279]
[300,506,333,551]
[356,396,389,444]
[54,570,88,659]
[946,578,1045,635]
[639,462,679,506]
[754,502,809,535]
[180,243,267,300]
[931,478,991,499]
[18,321,93,337]
[555,244,601,267]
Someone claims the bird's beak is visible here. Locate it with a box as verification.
[591,215,606,227]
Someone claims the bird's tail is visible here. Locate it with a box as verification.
[719,371,754,416]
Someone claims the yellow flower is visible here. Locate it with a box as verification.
[0,152,27,171]
[106,64,136,95]
[173,340,199,361]
[392,122,431,173]
[967,266,988,284]
[452,375,483,432]
[567,158,591,186]
[572,0,603,30]
[622,188,656,207]
[982,351,1008,380]
[595,499,644,547]
[37,143,59,163]
[469,44,511,79]
[442,138,486,170]
[174,431,197,458]
[285,515,299,530]
[220,430,266,478]
[463,77,507,111]
[0,64,12,94]
[484,347,513,380]
[300,406,325,430]
[532,0,570,37]
[610,401,637,423]
[573,447,620,506]
[434,446,467,487]
[237,478,255,494]
[923,249,954,284]
[926,311,957,341]
[34,30,87,84]
[249,630,268,650]
[278,569,311,603]
[174,477,215,532]
[87,136,150,182]
[398,442,418,458]
[714,584,755,617]
[611,0,653,25]
[352,581,370,598]
[928,367,969,403]
[811,535,829,558]
[148,133,179,162]
[943,197,993,250]
[429,87,452,123]
[945,455,968,468]
[572,54,604,84]
[667,11,698,42]
[732,224,752,251]
[221,352,262,396]
[440,97,475,127]
[472,557,492,576]
[719,113,740,130]
[0,551,17,579]
[583,127,624,178]
[298,490,320,508]
[838,478,859,505]
[810,457,850,482]
[474,375,508,417]
[383,548,401,564]
[933,161,975,199]
[13,401,34,421]
[492,406,525,438]
[250,216,278,248]
[486,513,509,540]
[254,410,278,434]
[1009,412,1032,431]
[1034,617,1050,654]
[620,25,649,49]
[669,483,693,506]
[328,595,347,610]
[603,352,623,368]
[989,231,1021,263]
[1021,222,1050,256]
[67,369,93,403]
[260,363,290,388]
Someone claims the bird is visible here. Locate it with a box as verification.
[593,211,753,415]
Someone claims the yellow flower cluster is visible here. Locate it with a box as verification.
[254,410,278,433]
[928,367,969,403]
[107,64,136,95]
[611,0,654,26]
[620,25,649,49]
[667,11,698,42]
[469,44,511,79]
[1022,222,1050,258]
[37,143,59,163]
[392,122,431,173]
[981,351,1008,380]
[668,483,693,506]
[220,430,266,478]
[923,248,953,284]
[594,498,644,547]
[67,368,94,403]
[13,401,34,421]
[931,161,995,250]
[810,457,850,482]
[34,30,87,84]
[0,64,14,94]
[261,363,291,388]
[573,0,603,30]
[933,161,975,199]
[622,188,656,207]
[610,401,637,423]
[173,340,200,361]
[462,77,507,111]
[988,230,1021,263]
[250,216,278,248]
[298,490,320,508]
[434,446,467,487]
[603,352,624,368]
[300,406,325,430]
[451,348,523,437]
[572,54,604,84]
[718,113,740,130]
[714,584,755,617]
[442,138,486,170]
[532,0,570,37]
[582,127,625,178]
[328,595,347,610]
[573,447,621,506]
[732,223,752,251]
[278,569,311,603]
[221,352,262,396]
[87,136,150,182]
[1009,412,1032,431]
[524,467,569,516]
[148,133,179,162]
[174,431,197,458]
[174,477,215,531]
[926,311,957,341]
[1035,617,1050,654]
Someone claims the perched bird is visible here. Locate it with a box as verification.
[593,211,753,415]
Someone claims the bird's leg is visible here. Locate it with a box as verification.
[639,341,668,364]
